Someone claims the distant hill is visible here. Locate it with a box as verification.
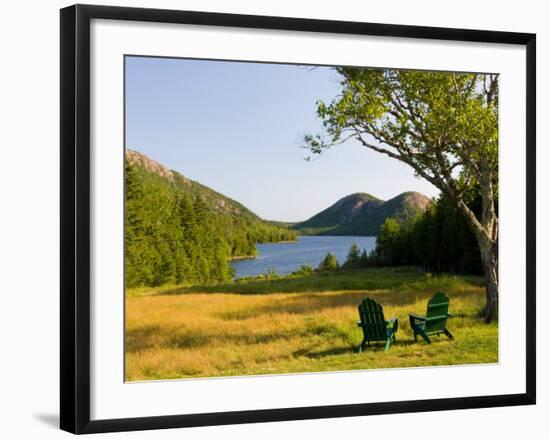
[292,191,431,236]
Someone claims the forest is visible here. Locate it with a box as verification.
[339,192,486,275]
[125,150,488,288]
[125,160,296,287]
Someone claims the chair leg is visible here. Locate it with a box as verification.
[444,328,454,340]
[411,324,420,342]
[418,329,431,344]
[359,339,367,353]
[385,337,392,352]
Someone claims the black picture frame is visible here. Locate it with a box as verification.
[60,4,536,434]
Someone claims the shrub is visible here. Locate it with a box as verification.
[291,264,314,277]
[318,252,339,271]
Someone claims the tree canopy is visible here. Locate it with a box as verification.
[125,160,296,288]
[305,68,499,321]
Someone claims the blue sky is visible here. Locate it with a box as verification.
[125,56,439,222]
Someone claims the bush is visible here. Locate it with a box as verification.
[342,243,361,269]
[291,265,314,277]
[318,252,339,271]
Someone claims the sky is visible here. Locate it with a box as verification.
[125,56,439,222]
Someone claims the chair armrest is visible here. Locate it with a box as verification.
[409,313,426,321]
[386,318,398,330]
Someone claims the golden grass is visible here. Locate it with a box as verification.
[125,272,498,381]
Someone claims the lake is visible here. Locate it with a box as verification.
[230,235,377,278]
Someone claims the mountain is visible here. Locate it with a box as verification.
[127,149,261,220]
[292,191,431,236]
[126,149,296,259]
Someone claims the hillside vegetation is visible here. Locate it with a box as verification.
[292,191,430,236]
[125,150,296,287]
[370,192,484,275]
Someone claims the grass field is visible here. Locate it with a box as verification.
[125,268,498,381]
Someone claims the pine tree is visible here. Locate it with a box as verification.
[318,252,339,271]
[343,243,361,268]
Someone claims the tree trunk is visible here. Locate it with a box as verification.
[476,233,499,322]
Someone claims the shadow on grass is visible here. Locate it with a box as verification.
[294,339,422,359]
[126,322,354,353]
[217,290,482,321]
[126,325,161,352]
[301,346,357,359]
[217,291,370,320]
[159,269,430,296]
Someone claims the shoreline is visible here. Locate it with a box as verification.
[228,239,298,262]
[229,255,257,261]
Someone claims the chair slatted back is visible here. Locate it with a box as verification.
[425,292,450,333]
[358,298,387,340]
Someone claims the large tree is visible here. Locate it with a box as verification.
[305,68,499,322]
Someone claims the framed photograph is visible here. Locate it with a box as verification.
[60,4,536,434]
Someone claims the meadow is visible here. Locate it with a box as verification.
[125,268,498,381]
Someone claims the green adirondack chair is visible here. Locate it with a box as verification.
[357,298,398,352]
[409,292,454,344]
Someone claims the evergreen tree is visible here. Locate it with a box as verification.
[368,192,483,275]
[318,252,339,271]
[377,218,401,265]
[343,243,361,268]
[125,160,292,288]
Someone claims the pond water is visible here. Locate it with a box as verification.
[230,235,377,278]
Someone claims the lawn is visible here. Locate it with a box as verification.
[125,268,498,381]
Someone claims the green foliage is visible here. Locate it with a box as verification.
[125,159,296,288]
[360,192,483,274]
[291,264,315,277]
[318,252,340,271]
[377,218,401,264]
[125,159,232,287]
[304,67,499,321]
[342,243,361,268]
[307,69,498,195]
